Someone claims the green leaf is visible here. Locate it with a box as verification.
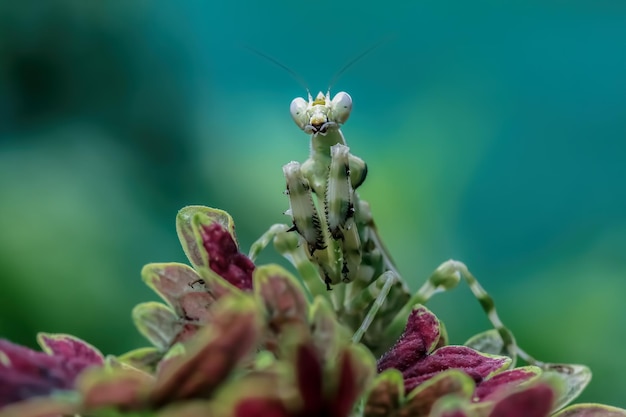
[363,369,405,417]
[310,296,346,363]
[254,264,309,320]
[0,396,80,417]
[429,394,471,417]
[157,401,215,417]
[253,264,310,353]
[142,262,204,308]
[553,403,626,417]
[116,347,163,373]
[176,206,236,271]
[149,294,262,406]
[77,365,153,410]
[404,369,475,417]
[142,262,237,324]
[476,365,542,401]
[464,329,507,357]
[328,343,377,417]
[89,408,157,417]
[543,363,592,412]
[132,302,180,350]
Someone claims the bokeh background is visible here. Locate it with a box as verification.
[1,0,625,407]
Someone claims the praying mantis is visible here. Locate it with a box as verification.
[248,89,509,357]
[247,88,589,398]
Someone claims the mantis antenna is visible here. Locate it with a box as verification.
[245,36,392,95]
[243,45,310,95]
[326,36,392,92]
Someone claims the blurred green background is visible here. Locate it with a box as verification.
[1,0,625,407]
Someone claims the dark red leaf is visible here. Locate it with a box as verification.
[201,223,254,290]
[38,334,103,366]
[488,383,554,417]
[296,344,323,412]
[475,366,541,401]
[0,337,101,406]
[377,306,441,373]
[402,346,509,391]
[235,398,290,417]
[330,350,361,417]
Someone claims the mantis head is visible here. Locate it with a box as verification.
[290,91,352,135]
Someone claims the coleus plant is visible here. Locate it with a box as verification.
[1,90,625,417]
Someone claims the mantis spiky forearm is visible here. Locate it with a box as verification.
[326,144,355,240]
[283,161,325,254]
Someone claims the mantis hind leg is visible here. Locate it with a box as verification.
[382,260,525,366]
[351,270,399,344]
[248,223,290,262]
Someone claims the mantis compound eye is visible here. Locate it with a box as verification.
[290,97,309,130]
[330,91,352,124]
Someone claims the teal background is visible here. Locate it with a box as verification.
[1,0,625,408]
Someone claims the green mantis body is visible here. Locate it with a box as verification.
[251,90,414,354]
[249,89,584,383]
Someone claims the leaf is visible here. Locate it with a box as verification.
[37,333,104,366]
[487,381,555,417]
[77,365,153,410]
[403,370,475,417]
[542,363,592,412]
[234,397,290,417]
[117,348,163,374]
[403,346,510,392]
[176,207,255,290]
[132,302,181,351]
[158,400,216,417]
[552,403,626,417]
[253,264,310,353]
[0,337,101,406]
[142,263,215,310]
[254,264,309,323]
[377,305,443,373]
[142,263,238,335]
[176,206,235,271]
[429,395,472,417]
[464,329,506,357]
[215,367,290,417]
[310,296,346,363]
[363,369,404,417]
[475,366,542,401]
[0,396,79,417]
[328,343,377,417]
[89,409,157,417]
[149,295,261,406]
[194,219,255,290]
[294,343,324,412]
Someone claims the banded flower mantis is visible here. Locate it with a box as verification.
[248,89,590,396]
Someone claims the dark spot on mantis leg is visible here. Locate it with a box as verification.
[330,226,344,240]
[346,203,355,219]
[309,241,328,255]
[325,276,333,291]
[342,262,350,282]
